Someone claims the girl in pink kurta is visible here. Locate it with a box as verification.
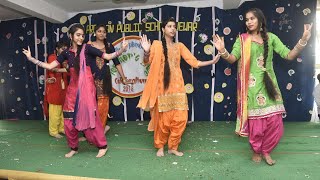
[23,24,128,158]
[138,17,220,157]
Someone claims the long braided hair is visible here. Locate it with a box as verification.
[161,17,176,90]
[94,24,112,96]
[68,24,85,75]
[246,8,278,101]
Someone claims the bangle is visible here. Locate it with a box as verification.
[223,53,230,59]
[219,49,230,59]
[218,48,227,55]
[111,51,120,59]
[298,39,307,46]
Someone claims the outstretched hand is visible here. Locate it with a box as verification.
[302,23,313,42]
[211,35,225,52]
[121,37,128,51]
[22,46,32,59]
[140,34,151,53]
[212,54,221,64]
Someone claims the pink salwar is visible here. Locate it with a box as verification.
[248,114,283,156]
[64,118,106,150]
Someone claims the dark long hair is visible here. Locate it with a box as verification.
[161,17,176,90]
[68,24,85,75]
[246,8,278,101]
[94,24,112,96]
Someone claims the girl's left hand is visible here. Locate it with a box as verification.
[302,23,313,42]
[121,37,129,51]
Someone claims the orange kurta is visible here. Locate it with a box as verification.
[138,40,200,150]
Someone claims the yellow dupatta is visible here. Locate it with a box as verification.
[235,33,251,137]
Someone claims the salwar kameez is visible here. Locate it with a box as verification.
[138,40,200,150]
[56,44,108,151]
[232,32,290,154]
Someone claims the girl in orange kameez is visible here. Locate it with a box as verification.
[138,17,220,157]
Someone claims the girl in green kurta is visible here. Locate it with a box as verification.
[212,8,312,165]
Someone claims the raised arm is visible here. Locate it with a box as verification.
[102,37,128,60]
[285,23,312,60]
[179,43,220,68]
[140,34,152,64]
[212,35,238,64]
[22,46,59,70]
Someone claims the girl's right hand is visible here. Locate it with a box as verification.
[212,35,225,53]
[140,34,151,53]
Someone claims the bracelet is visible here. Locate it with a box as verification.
[223,53,230,59]
[111,51,120,59]
[218,48,227,55]
[298,39,307,46]
[220,50,230,59]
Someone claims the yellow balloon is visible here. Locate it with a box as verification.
[61,27,69,33]
[185,83,194,94]
[112,96,122,106]
[126,11,136,21]
[214,92,224,103]
[80,16,87,25]
[204,44,214,55]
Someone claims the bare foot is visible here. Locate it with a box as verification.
[263,154,276,166]
[78,137,86,142]
[156,148,164,157]
[65,150,78,158]
[96,148,108,158]
[168,149,184,156]
[252,153,262,163]
[104,125,110,134]
[52,134,63,139]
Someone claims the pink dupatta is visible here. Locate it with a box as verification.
[73,44,99,131]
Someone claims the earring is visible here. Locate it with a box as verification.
[93,33,96,37]
[260,27,263,31]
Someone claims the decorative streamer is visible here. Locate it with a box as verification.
[122,10,127,122]
[139,9,144,121]
[34,20,39,90]
[43,20,48,120]
[190,8,198,122]
[175,6,179,42]
[87,15,93,41]
[210,7,216,122]
[54,28,60,42]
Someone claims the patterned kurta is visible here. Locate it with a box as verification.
[149,42,200,112]
[231,32,290,119]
